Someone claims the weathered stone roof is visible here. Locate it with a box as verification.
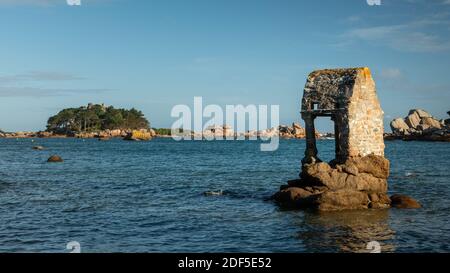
[302,67,372,112]
[307,67,362,79]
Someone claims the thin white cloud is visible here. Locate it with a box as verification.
[0,71,108,97]
[380,68,402,79]
[0,86,109,97]
[344,16,450,52]
[0,71,84,83]
[0,0,111,6]
[346,15,361,23]
[0,0,59,6]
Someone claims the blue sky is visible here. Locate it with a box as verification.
[0,0,449,132]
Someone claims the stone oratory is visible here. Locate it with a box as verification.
[273,67,420,211]
[301,67,385,165]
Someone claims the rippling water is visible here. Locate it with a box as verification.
[0,138,449,253]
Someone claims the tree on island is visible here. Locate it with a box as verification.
[46,103,150,133]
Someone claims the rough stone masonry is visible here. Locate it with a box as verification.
[273,67,420,211]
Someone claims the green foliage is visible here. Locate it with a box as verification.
[46,104,150,133]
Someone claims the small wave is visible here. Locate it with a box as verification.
[203,190,224,196]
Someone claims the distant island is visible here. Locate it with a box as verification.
[0,103,156,141]
[4,106,449,143]
[46,103,150,134]
[0,103,331,140]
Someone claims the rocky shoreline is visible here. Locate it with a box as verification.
[0,123,323,140]
[0,128,156,141]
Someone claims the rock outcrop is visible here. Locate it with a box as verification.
[273,155,392,211]
[123,129,153,141]
[279,123,305,138]
[390,194,421,209]
[47,155,63,163]
[198,125,235,139]
[388,109,450,142]
[0,128,156,140]
[184,123,318,140]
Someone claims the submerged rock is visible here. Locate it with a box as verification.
[203,190,224,196]
[32,146,44,150]
[390,194,421,209]
[47,155,63,163]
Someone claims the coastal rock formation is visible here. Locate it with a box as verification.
[388,109,450,141]
[123,129,153,141]
[274,67,420,211]
[274,155,391,210]
[0,128,156,140]
[184,123,317,139]
[47,155,63,163]
[279,123,305,138]
[200,125,235,139]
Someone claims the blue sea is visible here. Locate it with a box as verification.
[0,138,449,253]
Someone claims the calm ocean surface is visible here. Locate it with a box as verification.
[0,138,449,253]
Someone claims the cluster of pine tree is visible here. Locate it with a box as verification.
[46,103,150,133]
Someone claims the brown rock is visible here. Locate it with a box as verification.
[315,190,369,211]
[345,173,387,192]
[368,193,391,209]
[342,162,359,176]
[32,146,44,150]
[302,156,388,192]
[390,194,421,209]
[272,187,314,207]
[47,155,63,163]
[302,162,332,179]
[368,193,379,202]
[346,154,390,179]
[287,179,303,187]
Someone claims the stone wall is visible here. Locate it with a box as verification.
[346,68,385,158]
